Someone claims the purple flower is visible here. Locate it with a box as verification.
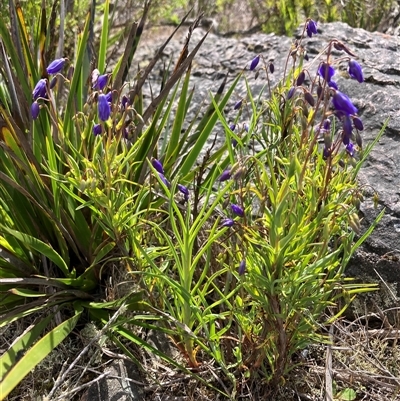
[93,123,102,136]
[219,169,231,182]
[231,204,244,217]
[98,94,111,121]
[238,260,246,276]
[177,184,189,199]
[348,59,364,83]
[249,55,260,71]
[31,102,40,119]
[94,74,108,91]
[158,173,171,188]
[221,218,234,228]
[353,116,364,131]
[346,142,355,156]
[46,58,66,74]
[318,63,335,82]
[32,79,47,100]
[323,119,331,131]
[229,123,236,131]
[332,91,358,116]
[306,20,318,37]
[105,91,113,103]
[152,159,164,175]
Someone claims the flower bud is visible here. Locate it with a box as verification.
[46,58,66,74]
[219,169,231,182]
[98,94,111,121]
[234,99,243,110]
[93,123,102,136]
[152,159,164,175]
[353,116,364,131]
[31,102,40,119]
[158,173,170,188]
[231,203,244,217]
[296,70,305,86]
[221,218,234,228]
[304,91,315,107]
[249,55,260,71]
[238,259,246,276]
[32,79,47,100]
[348,59,364,83]
[269,63,275,74]
[287,87,296,99]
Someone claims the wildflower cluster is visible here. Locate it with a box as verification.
[284,19,366,161]
[31,58,66,119]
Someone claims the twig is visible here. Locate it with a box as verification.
[46,303,128,399]
[325,324,334,401]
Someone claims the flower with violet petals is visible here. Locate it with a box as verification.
[93,123,102,136]
[348,59,364,83]
[238,260,246,276]
[46,58,66,74]
[152,159,164,175]
[94,74,108,91]
[231,203,244,217]
[219,169,231,182]
[32,78,47,100]
[318,63,335,82]
[346,142,355,157]
[105,91,113,103]
[306,19,318,37]
[98,93,111,121]
[249,55,260,71]
[332,91,358,116]
[221,218,234,228]
[323,119,331,131]
[31,102,40,120]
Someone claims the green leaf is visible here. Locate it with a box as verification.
[336,388,357,401]
[1,226,70,277]
[0,308,82,399]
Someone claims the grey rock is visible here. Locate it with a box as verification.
[84,360,146,401]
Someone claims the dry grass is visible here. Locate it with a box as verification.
[3,300,400,400]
